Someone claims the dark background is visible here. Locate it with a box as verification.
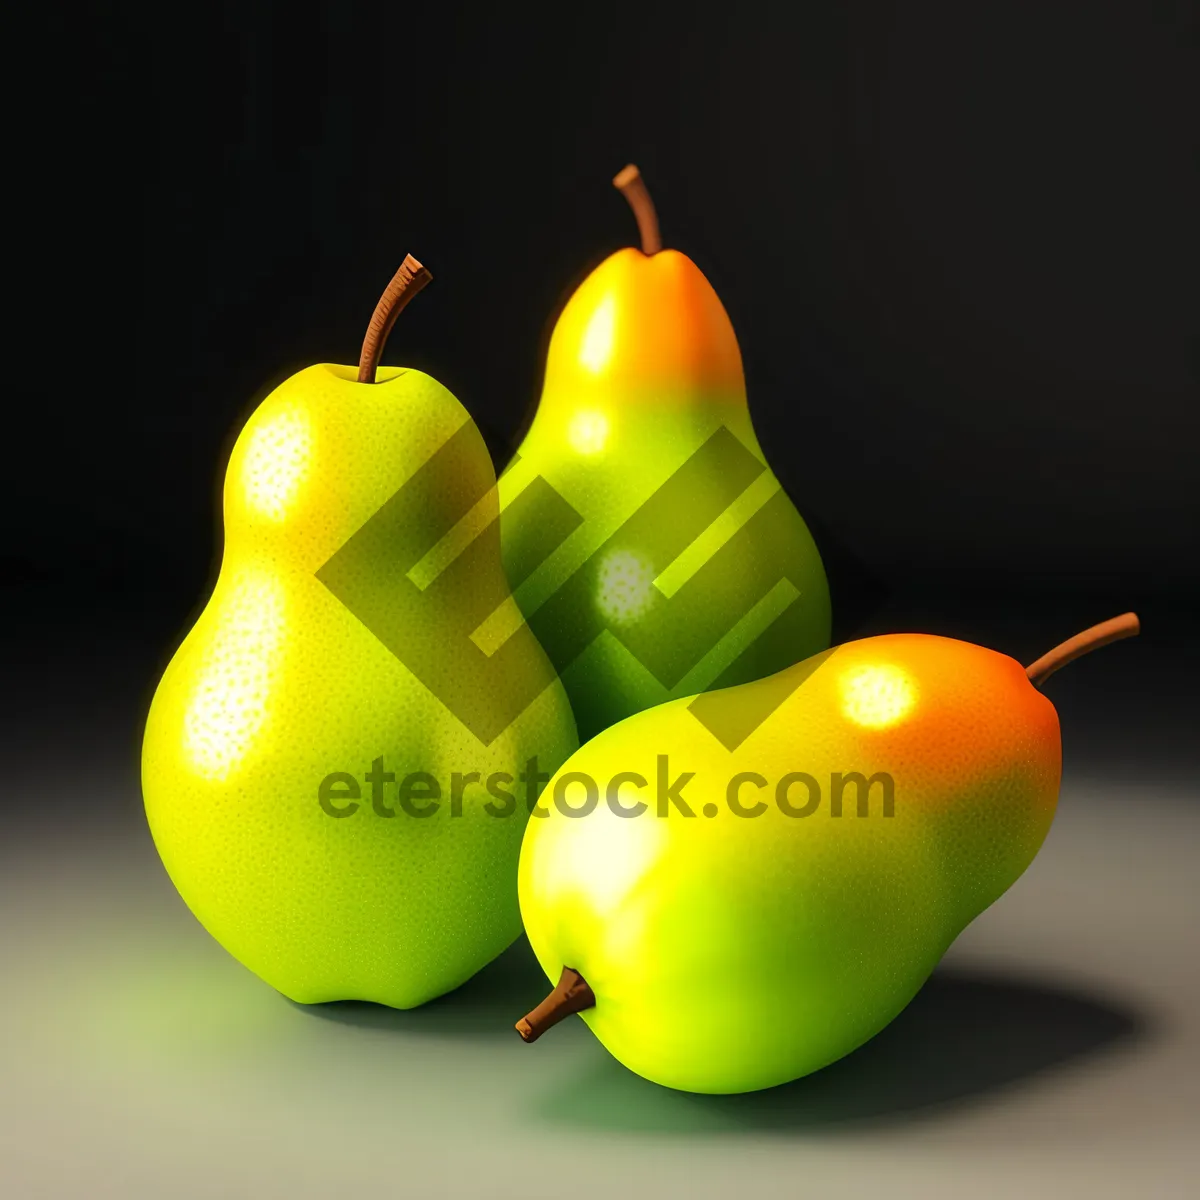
[4,0,1197,790]
[10,0,1198,628]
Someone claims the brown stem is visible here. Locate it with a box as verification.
[515,966,596,1043]
[1025,612,1140,688]
[357,254,433,383]
[613,164,662,255]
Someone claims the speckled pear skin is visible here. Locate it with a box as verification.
[143,364,578,1008]
[518,633,1061,1093]
[499,247,831,743]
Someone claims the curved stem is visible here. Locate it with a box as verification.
[1025,612,1140,688]
[357,254,433,383]
[613,164,662,255]
[516,966,596,1043]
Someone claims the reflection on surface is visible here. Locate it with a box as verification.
[568,410,611,455]
[840,663,918,730]
[241,404,313,522]
[579,294,616,374]
[182,569,287,781]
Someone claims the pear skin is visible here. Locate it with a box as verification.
[499,166,830,742]
[516,615,1138,1093]
[142,259,578,1008]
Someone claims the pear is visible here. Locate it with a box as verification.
[142,257,578,1008]
[515,614,1139,1093]
[498,165,830,742]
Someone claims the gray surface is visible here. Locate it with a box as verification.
[2,769,1197,1198]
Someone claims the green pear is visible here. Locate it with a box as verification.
[142,257,578,1008]
[515,614,1138,1093]
[498,165,830,743]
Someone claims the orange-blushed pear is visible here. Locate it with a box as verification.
[142,257,577,1008]
[514,614,1139,1094]
[498,165,831,743]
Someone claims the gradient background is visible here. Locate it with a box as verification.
[4,2,1198,1195]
